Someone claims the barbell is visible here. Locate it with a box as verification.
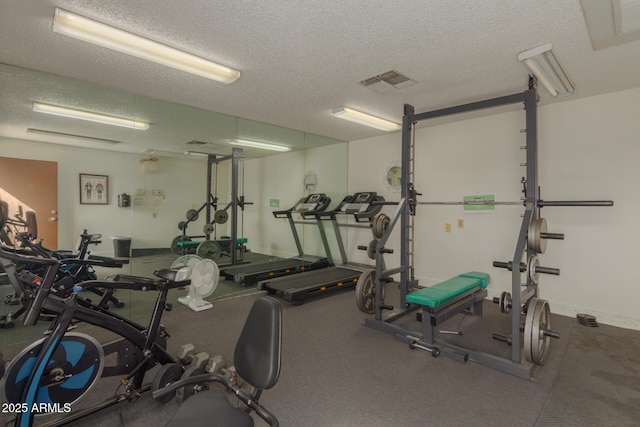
[374,199,613,207]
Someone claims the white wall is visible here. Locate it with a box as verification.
[0,138,208,255]
[242,143,348,259]
[243,150,306,257]
[347,87,640,330]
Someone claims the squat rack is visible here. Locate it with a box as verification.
[172,147,249,266]
[363,79,613,378]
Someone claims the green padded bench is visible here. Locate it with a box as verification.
[406,272,489,308]
[407,272,490,344]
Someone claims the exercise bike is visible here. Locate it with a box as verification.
[0,246,191,427]
[18,228,127,309]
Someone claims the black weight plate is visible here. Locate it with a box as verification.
[186,209,199,221]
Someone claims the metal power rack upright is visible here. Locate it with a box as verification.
[363,80,613,378]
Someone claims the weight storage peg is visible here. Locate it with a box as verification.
[527,218,564,254]
[357,241,394,260]
[492,256,560,285]
[492,291,512,314]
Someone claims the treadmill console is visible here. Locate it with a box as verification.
[325,192,384,222]
[273,193,331,218]
[341,192,376,214]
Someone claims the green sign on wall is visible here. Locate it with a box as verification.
[269,198,280,208]
[463,194,495,211]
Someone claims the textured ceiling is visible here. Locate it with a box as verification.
[1,0,640,156]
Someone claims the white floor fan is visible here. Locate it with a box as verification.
[170,255,219,312]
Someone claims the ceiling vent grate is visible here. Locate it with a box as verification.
[360,70,415,93]
[183,140,211,146]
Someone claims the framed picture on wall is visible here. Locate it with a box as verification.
[79,174,108,205]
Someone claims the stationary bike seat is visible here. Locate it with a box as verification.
[154,268,181,282]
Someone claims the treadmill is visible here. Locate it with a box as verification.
[220,193,332,285]
[258,192,383,304]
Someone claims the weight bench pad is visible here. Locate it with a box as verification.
[406,272,490,308]
[177,241,200,248]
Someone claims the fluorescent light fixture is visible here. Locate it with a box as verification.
[331,107,401,131]
[229,139,291,152]
[184,150,210,157]
[518,43,575,97]
[33,102,149,130]
[53,8,240,84]
[26,128,121,144]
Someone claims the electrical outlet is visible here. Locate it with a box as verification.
[458,219,464,228]
[445,223,451,233]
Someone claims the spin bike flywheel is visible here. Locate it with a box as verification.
[0,332,104,410]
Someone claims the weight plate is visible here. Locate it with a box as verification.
[171,235,191,254]
[203,223,214,235]
[528,255,540,285]
[372,213,390,239]
[151,363,184,403]
[178,221,186,231]
[499,291,512,314]
[214,210,229,225]
[524,298,552,365]
[528,218,547,254]
[367,239,378,260]
[355,270,386,314]
[355,270,376,314]
[186,209,199,222]
[196,240,222,260]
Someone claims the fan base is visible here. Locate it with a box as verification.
[178,295,194,306]
[188,299,213,312]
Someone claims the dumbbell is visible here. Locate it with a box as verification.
[177,344,209,369]
[177,343,196,364]
[205,354,227,374]
[190,352,210,369]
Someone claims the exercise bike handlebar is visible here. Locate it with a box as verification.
[0,245,58,266]
[74,276,190,293]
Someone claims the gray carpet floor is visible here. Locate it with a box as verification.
[1,261,639,426]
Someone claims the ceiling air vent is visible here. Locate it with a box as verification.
[360,70,416,93]
[183,140,211,146]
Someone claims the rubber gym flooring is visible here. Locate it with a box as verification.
[1,256,639,426]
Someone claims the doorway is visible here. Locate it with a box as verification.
[0,156,58,249]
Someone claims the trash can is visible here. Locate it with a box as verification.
[112,236,132,258]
